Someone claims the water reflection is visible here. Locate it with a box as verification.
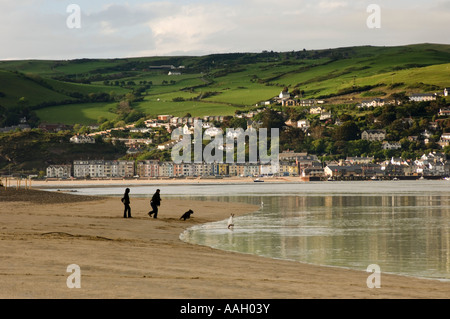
[47,181,450,281]
[181,194,450,281]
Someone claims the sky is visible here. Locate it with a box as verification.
[0,0,449,60]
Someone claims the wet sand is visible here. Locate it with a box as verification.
[0,189,449,299]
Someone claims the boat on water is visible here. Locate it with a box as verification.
[254,178,264,183]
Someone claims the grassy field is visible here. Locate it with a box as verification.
[35,102,118,125]
[0,70,75,108]
[1,43,450,125]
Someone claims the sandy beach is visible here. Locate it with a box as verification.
[0,188,449,299]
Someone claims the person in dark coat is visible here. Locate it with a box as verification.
[148,189,161,219]
[122,188,132,218]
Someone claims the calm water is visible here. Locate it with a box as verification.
[47,180,450,281]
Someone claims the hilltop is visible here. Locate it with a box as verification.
[1,43,450,126]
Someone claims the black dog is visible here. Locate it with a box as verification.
[180,209,194,221]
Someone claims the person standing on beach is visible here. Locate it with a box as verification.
[122,188,132,218]
[148,189,161,219]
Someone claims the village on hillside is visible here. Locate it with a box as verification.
[39,87,450,181]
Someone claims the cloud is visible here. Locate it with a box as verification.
[147,3,237,54]
[318,1,349,10]
[0,0,449,59]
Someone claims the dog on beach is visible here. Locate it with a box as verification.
[180,209,194,221]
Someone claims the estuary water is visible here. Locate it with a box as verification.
[50,180,450,281]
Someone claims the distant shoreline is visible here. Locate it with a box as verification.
[3,175,449,190]
[15,176,304,189]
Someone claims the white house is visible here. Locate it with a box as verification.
[361,130,386,141]
[382,141,402,150]
[279,91,290,100]
[390,157,406,166]
[46,165,72,178]
[299,99,316,107]
[70,134,95,144]
[360,98,386,108]
[260,162,280,176]
[438,108,450,117]
[310,107,323,114]
[409,93,437,102]
[444,88,449,97]
[438,133,450,148]
[320,111,332,121]
[297,119,310,131]
[158,140,178,150]
[73,160,90,178]
[204,127,223,137]
[242,163,260,177]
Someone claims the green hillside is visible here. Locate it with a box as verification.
[1,43,450,125]
[0,70,74,108]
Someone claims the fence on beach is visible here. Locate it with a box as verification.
[0,177,32,190]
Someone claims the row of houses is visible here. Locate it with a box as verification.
[323,152,450,179]
[47,160,135,179]
[46,159,302,179]
[356,89,450,109]
[46,152,450,180]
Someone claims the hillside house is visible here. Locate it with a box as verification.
[39,123,72,132]
[157,115,172,122]
[320,111,332,121]
[70,134,95,144]
[438,133,450,148]
[299,99,316,107]
[279,91,291,100]
[126,146,142,155]
[310,106,323,114]
[204,127,223,137]
[345,157,375,165]
[438,108,450,117]
[361,130,386,141]
[281,99,298,107]
[382,141,402,150]
[409,93,437,102]
[0,124,31,133]
[360,98,386,108]
[279,151,308,162]
[444,88,449,96]
[297,119,310,131]
[158,140,178,150]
